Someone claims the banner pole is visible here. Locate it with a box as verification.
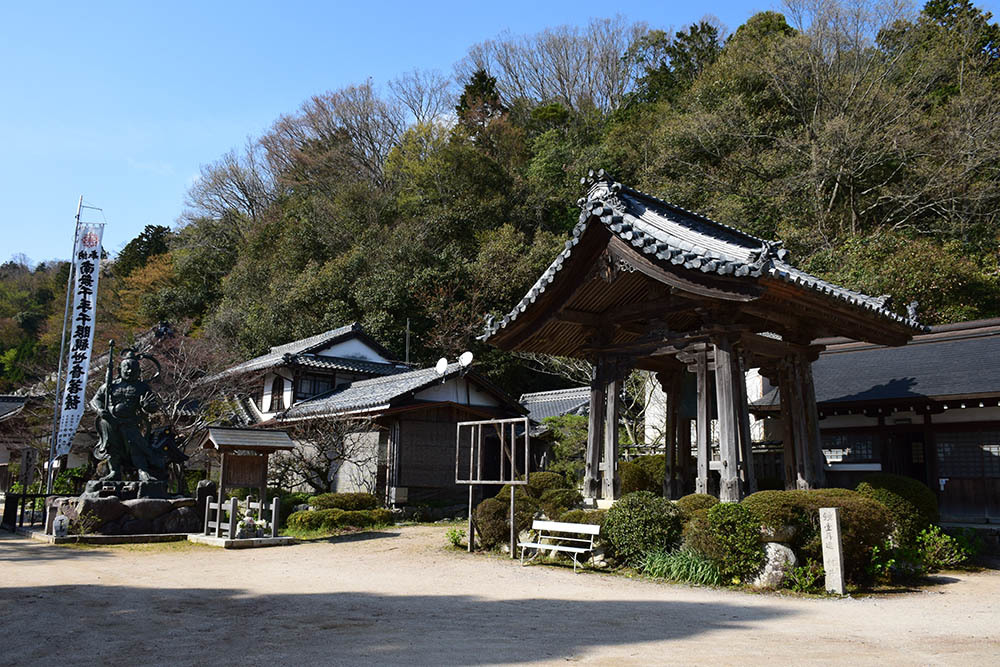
[46,196,83,494]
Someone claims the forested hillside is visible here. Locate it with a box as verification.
[2,0,998,394]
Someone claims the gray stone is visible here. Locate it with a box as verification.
[122,498,174,521]
[752,542,798,589]
[170,498,197,509]
[119,516,154,535]
[76,496,128,526]
[45,497,79,533]
[196,480,217,520]
[760,523,798,544]
[151,507,201,534]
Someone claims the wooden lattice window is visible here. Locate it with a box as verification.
[269,376,285,412]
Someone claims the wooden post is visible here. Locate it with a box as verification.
[784,356,811,490]
[271,497,279,538]
[662,373,683,499]
[695,351,710,495]
[204,495,213,535]
[603,374,621,500]
[583,361,606,500]
[798,357,827,488]
[778,363,797,490]
[714,338,742,502]
[733,349,757,495]
[228,497,238,538]
[678,418,693,496]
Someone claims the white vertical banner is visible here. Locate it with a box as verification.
[54,223,104,456]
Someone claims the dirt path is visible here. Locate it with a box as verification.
[1,526,997,666]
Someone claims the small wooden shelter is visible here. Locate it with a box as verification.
[483,171,922,502]
[194,427,294,502]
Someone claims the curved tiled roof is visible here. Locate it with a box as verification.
[209,323,405,379]
[519,387,590,422]
[481,172,922,340]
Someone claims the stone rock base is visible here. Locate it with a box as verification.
[752,542,798,589]
[46,493,201,536]
[82,480,168,500]
[188,534,295,549]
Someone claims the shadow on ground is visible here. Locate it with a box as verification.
[296,530,401,544]
[0,582,792,665]
[0,532,111,563]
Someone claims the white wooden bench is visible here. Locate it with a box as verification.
[518,519,600,573]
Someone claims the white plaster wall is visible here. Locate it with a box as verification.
[414,377,499,406]
[316,338,390,362]
[819,413,880,428]
[331,431,380,494]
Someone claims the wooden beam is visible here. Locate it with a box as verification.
[603,298,697,324]
[555,309,602,328]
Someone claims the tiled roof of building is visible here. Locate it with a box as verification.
[280,363,522,419]
[482,172,922,340]
[519,387,590,422]
[210,323,405,378]
[754,319,1000,407]
[0,395,28,422]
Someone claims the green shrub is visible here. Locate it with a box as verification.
[286,508,391,532]
[681,510,724,562]
[526,471,568,497]
[446,527,466,548]
[856,474,938,547]
[743,488,891,585]
[475,497,511,549]
[641,548,723,586]
[917,525,973,570]
[539,487,582,519]
[603,491,682,566]
[278,492,312,527]
[619,460,657,495]
[707,503,764,583]
[783,560,825,593]
[309,492,379,511]
[633,455,665,491]
[676,493,719,521]
[558,509,607,526]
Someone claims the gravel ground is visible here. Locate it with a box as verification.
[1,525,998,666]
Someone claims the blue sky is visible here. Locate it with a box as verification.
[2,1,996,264]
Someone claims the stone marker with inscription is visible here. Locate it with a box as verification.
[820,507,846,595]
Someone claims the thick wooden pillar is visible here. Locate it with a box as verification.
[780,352,825,490]
[714,338,742,502]
[798,356,827,488]
[583,362,607,500]
[658,372,682,499]
[678,418,693,496]
[603,374,621,500]
[777,363,798,490]
[734,347,757,496]
[695,351,711,495]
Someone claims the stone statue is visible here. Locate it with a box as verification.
[90,342,166,482]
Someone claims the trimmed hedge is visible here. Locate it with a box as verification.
[603,491,682,566]
[619,460,656,495]
[539,488,582,520]
[707,503,764,583]
[558,508,607,526]
[742,488,892,584]
[676,493,719,520]
[856,474,938,547]
[526,471,568,498]
[287,508,392,531]
[633,455,666,492]
[309,492,378,511]
[476,489,540,549]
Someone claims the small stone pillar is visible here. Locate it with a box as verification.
[820,507,846,595]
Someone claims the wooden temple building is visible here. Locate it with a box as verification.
[482,171,923,502]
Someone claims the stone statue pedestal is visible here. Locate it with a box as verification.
[82,479,168,500]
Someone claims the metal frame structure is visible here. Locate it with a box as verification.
[455,416,530,556]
